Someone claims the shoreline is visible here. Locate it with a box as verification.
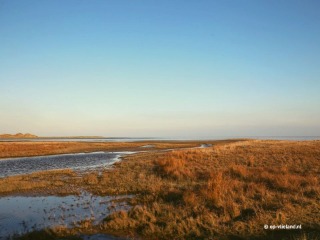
[0,140,319,239]
[0,140,240,159]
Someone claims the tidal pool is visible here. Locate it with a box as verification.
[0,192,131,239]
[0,151,135,178]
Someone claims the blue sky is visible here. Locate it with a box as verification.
[0,0,319,137]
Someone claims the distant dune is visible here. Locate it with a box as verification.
[0,133,38,138]
[0,133,107,139]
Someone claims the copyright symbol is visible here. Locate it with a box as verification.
[264,225,269,229]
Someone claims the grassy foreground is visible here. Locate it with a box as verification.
[1,140,319,239]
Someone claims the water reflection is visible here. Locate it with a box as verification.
[0,152,135,178]
[0,192,131,239]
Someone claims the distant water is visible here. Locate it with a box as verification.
[173,136,320,141]
[0,136,319,142]
[241,136,320,141]
[0,138,157,142]
[0,151,135,178]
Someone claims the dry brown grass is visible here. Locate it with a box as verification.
[0,169,80,195]
[100,140,320,239]
[156,151,194,179]
[4,140,320,239]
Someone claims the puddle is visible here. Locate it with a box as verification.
[0,192,131,239]
[0,151,135,178]
[81,234,130,240]
[199,144,212,148]
[140,145,155,148]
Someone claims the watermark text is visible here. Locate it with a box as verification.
[264,224,302,230]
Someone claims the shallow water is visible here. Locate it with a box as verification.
[81,234,129,240]
[0,151,135,178]
[140,144,155,148]
[199,144,213,148]
[0,192,131,239]
[0,138,157,142]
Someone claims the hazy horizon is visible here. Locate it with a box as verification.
[1,1,319,137]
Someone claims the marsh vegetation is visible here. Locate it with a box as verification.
[0,140,319,239]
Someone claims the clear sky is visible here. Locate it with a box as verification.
[0,0,319,137]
